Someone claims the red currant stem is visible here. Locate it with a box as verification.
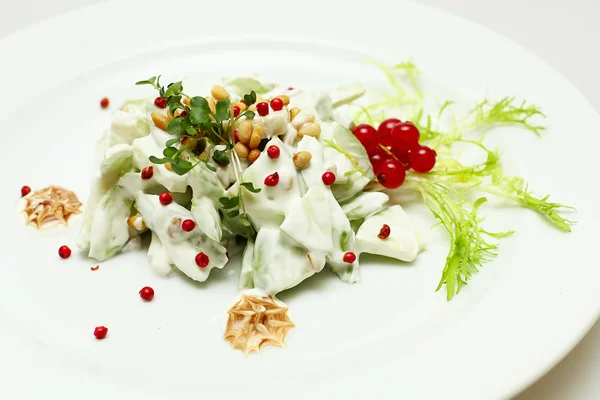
[377,143,398,161]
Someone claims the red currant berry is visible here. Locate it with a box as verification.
[384,122,420,148]
[58,245,71,259]
[100,97,110,108]
[139,286,155,301]
[21,185,31,197]
[195,252,209,268]
[267,145,280,159]
[376,159,406,189]
[264,172,279,187]
[233,105,241,117]
[322,171,336,185]
[179,110,188,118]
[343,251,357,263]
[159,192,172,205]
[368,146,392,171]
[352,124,378,152]
[154,97,167,109]
[181,219,196,232]
[94,326,108,339]
[377,118,402,138]
[409,146,436,173]
[256,102,269,116]
[270,97,284,111]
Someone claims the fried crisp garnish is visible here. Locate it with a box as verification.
[224,293,295,355]
[22,186,82,229]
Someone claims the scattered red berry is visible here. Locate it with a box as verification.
[94,326,108,340]
[233,105,241,117]
[409,146,436,173]
[270,97,284,111]
[159,192,173,205]
[287,86,295,90]
[322,171,336,186]
[377,118,402,138]
[181,219,196,232]
[267,145,280,159]
[353,124,378,152]
[378,224,391,239]
[376,159,406,189]
[100,97,110,108]
[256,102,269,116]
[21,185,31,197]
[139,286,155,301]
[343,251,357,263]
[234,130,239,143]
[141,166,154,181]
[264,172,280,187]
[179,110,188,118]
[195,252,209,268]
[154,97,167,108]
[58,245,71,259]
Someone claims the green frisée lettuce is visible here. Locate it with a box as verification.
[354,59,574,300]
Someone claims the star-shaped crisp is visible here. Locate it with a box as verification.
[224,293,295,355]
[22,186,82,229]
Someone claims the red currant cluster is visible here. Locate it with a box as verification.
[352,118,436,189]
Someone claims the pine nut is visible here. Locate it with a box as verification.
[248,149,261,163]
[232,101,247,111]
[277,95,290,105]
[298,122,321,138]
[249,125,263,150]
[211,85,230,101]
[183,97,191,106]
[151,112,170,131]
[206,97,216,113]
[127,214,146,231]
[238,120,252,144]
[293,151,312,169]
[234,142,249,158]
[165,162,173,172]
[290,107,301,121]
[292,114,315,130]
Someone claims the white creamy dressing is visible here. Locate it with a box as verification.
[80,77,425,294]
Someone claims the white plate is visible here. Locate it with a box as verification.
[1,1,598,399]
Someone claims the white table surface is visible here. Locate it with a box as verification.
[2,0,599,398]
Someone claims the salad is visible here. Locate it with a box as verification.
[78,60,573,352]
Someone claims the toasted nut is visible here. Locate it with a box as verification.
[248,104,257,112]
[232,101,247,111]
[206,97,216,113]
[238,120,252,144]
[127,214,146,231]
[151,112,170,131]
[248,149,261,163]
[165,162,173,172]
[289,107,301,121]
[234,142,249,158]
[293,151,312,169]
[249,125,263,150]
[211,85,230,101]
[183,97,191,106]
[277,95,290,105]
[298,122,321,138]
[292,113,315,130]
